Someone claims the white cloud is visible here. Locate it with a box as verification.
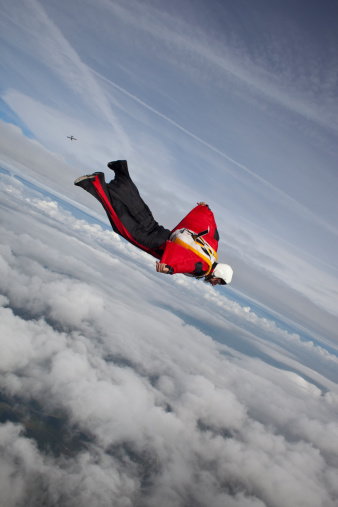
[1,0,127,131]
[0,167,338,507]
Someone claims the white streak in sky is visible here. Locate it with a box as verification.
[93,69,338,238]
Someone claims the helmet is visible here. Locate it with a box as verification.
[212,263,233,285]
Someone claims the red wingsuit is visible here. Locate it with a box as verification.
[75,161,219,279]
[160,205,219,277]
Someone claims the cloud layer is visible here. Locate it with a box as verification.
[1,170,338,507]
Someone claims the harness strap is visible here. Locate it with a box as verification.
[192,229,209,239]
[170,228,218,276]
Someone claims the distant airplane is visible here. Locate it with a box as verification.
[67,136,77,141]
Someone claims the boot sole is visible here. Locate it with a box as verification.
[74,174,96,186]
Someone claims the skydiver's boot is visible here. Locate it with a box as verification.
[107,160,130,179]
[74,172,112,206]
[74,172,105,190]
[74,174,95,187]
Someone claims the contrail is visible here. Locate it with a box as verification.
[92,68,338,238]
[93,69,258,176]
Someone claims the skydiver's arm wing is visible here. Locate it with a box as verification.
[160,241,209,275]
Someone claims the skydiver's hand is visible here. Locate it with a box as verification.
[156,262,170,273]
[197,202,207,206]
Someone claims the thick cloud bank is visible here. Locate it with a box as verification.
[1,172,338,507]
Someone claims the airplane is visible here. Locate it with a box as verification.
[67,135,77,141]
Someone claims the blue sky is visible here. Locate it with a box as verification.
[1,2,338,505]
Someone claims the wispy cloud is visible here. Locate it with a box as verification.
[0,0,131,152]
[102,0,338,132]
[3,0,337,246]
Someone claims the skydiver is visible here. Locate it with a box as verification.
[74,160,233,286]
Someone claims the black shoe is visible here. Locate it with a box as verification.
[74,174,96,186]
[74,172,104,188]
[107,160,130,179]
[107,161,120,170]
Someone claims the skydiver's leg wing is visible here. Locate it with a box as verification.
[106,160,160,232]
[74,171,168,256]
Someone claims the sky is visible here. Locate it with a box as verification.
[0,1,338,506]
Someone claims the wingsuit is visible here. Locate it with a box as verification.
[74,160,233,283]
